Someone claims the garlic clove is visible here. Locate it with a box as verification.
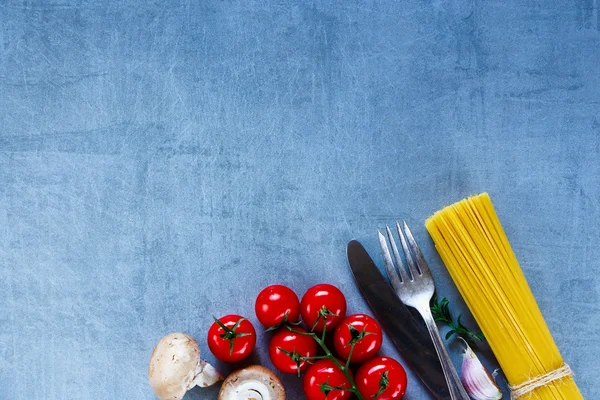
[460,341,502,400]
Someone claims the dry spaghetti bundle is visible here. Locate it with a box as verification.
[425,193,582,399]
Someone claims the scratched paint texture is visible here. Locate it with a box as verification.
[1,0,599,398]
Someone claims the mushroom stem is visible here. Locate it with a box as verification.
[194,359,224,388]
[231,381,271,399]
[218,365,285,400]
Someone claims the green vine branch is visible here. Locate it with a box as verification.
[286,324,365,400]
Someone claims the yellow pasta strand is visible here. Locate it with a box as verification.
[425,193,582,400]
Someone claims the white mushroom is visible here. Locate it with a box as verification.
[218,365,285,400]
[149,332,223,400]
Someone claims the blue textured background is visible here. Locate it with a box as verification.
[1,1,599,399]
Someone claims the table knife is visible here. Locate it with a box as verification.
[347,240,451,400]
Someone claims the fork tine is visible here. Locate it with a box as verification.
[385,225,410,282]
[378,230,405,292]
[396,221,420,279]
[402,221,431,277]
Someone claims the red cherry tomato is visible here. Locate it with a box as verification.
[333,314,383,363]
[255,284,300,328]
[207,315,256,362]
[269,328,317,374]
[303,359,353,400]
[356,356,408,400]
[300,284,347,332]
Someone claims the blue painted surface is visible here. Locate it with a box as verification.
[1,1,599,398]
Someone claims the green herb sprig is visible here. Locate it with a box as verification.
[431,297,484,343]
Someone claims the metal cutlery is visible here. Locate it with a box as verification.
[378,222,470,400]
[347,240,451,399]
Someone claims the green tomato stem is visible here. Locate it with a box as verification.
[345,342,356,370]
[303,355,330,361]
[288,327,364,400]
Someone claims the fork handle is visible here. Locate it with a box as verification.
[420,306,471,400]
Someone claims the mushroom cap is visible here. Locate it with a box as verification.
[148,333,201,400]
[218,365,285,400]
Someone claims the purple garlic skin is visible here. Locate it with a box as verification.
[460,341,502,400]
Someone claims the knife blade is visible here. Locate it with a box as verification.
[347,240,450,400]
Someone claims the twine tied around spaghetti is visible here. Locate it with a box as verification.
[509,364,573,399]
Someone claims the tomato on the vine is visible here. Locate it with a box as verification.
[333,314,383,363]
[207,314,256,362]
[303,359,353,400]
[269,328,317,374]
[300,284,347,332]
[255,284,300,328]
[356,356,408,400]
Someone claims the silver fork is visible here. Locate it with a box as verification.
[378,222,470,400]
